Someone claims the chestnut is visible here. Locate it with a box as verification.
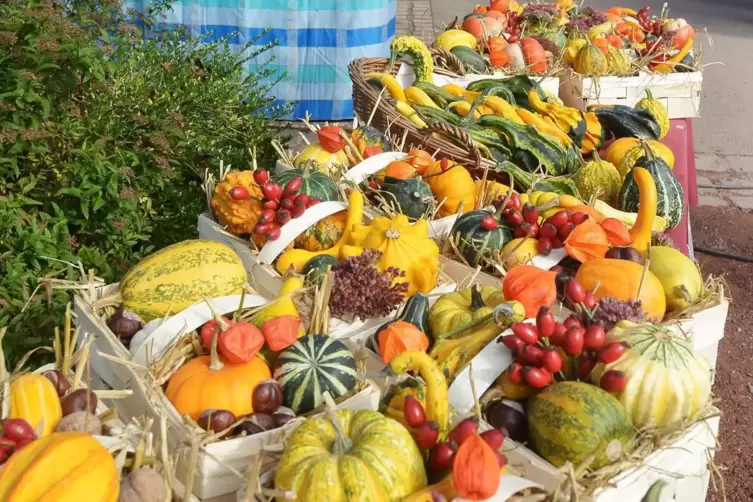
[605,246,642,263]
[42,369,71,398]
[197,409,236,432]
[61,389,98,416]
[252,379,283,414]
[107,308,143,341]
[273,407,296,428]
[233,413,276,436]
[485,400,528,444]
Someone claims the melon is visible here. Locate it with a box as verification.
[121,240,247,321]
[527,382,633,469]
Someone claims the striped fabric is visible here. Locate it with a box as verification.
[127,0,396,120]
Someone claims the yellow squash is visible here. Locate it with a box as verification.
[423,159,476,217]
[365,72,407,102]
[433,29,477,51]
[501,238,540,268]
[276,190,364,274]
[648,246,703,311]
[341,214,439,296]
[405,86,439,108]
[0,432,120,501]
[396,101,428,128]
[627,167,656,254]
[9,374,63,437]
[251,276,305,337]
[482,96,524,124]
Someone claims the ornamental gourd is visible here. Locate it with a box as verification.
[428,286,506,341]
[391,36,434,83]
[251,276,306,338]
[450,210,513,265]
[635,90,670,139]
[274,166,341,202]
[345,125,391,164]
[433,29,478,51]
[573,39,608,75]
[606,46,631,74]
[379,379,427,429]
[0,432,120,502]
[9,374,63,437]
[590,321,711,428]
[294,211,347,252]
[381,176,434,220]
[502,265,557,318]
[210,171,263,235]
[575,258,666,320]
[580,112,605,155]
[573,151,622,204]
[648,246,704,311]
[423,160,476,217]
[275,409,427,501]
[527,382,633,469]
[619,141,685,229]
[121,240,247,321]
[294,135,350,178]
[165,329,271,419]
[617,141,676,179]
[340,214,439,296]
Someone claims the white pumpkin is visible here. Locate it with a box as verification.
[591,321,711,428]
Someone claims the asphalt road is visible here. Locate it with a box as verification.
[430,0,753,158]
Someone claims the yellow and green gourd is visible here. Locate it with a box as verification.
[648,246,704,311]
[391,36,434,83]
[618,141,676,179]
[573,151,622,205]
[606,46,631,75]
[635,89,670,139]
[573,40,608,76]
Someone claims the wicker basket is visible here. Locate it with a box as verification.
[349,55,511,183]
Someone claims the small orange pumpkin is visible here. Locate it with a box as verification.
[488,36,510,67]
[453,433,501,500]
[473,4,488,14]
[383,160,417,180]
[423,159,476,217]
[490,0,510,12]
[378,320,430,363]
[564,221,609,263]
[407,148,434,176]
[600,218,632,246]
[502,265,556,318]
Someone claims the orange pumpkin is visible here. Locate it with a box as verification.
[462,16,486,41]
[294,211,347,251]
[488,36,510,67]
[473,4,488,14]
[592,37,610,55]
[423,159,476,217]
[520,38,547,73]
[490,0,510,12]
[575,258,667,321]
[600,218,632,246]
[564,221,609,263]
[165,332,271,419]
[383,160,417,180]
[407,148,434,175]
[453,434,501,500]
[378,320,430,363]
[502,265,556,318]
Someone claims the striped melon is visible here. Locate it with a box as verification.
[273,334,357,414]
[121,240,247,321]
[449,209,513,266]
[527,382,633,469]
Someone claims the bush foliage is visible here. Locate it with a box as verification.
[0,0,287,363]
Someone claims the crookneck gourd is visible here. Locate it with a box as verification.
[527,89,586,146]
[635,89,670,139]
[391,36,434,83]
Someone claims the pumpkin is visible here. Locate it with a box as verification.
[407,148,434,175]
[346,125,391,164]
[527,382,633,469]
[294,210,347,252]
[617,142,676,179]
[635,90,670,139]
[274,166,341,202]
[600,218,632,247]
[275,409,427,501]
[274,334,357,414]
[165,330,271,419]
[648,246,703,311]
[619,141,685,229]
[450,210,513,265]
[575,258,667,320]
[380,176,434,220]
[502,265,557,318]
[9,374,63,437]
[294,140,350,178]
[453,434,500,500]
[210,171,263,235]
[340,214,439,296]
[303,255,339,283]
[381,160,417,181]
[429,286,506,340]
[573,151,622,205]
[378,321,430,363]
[573,40,608,75]
[423,159,476,217]
[121,240,247,321]
[379,379,427,428]
[488,36,510,68]
[591,321,711,428]
[564,221,609,263]
[520,37,547,73]
[501,238,539,268]
[0,432,120,501]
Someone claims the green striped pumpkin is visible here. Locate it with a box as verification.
[618,142,685,229]
[273,334,357,414]
[527,382,633,469]
[381,176,434,220]
[450,209,513,265]
[121,240,247,321]
[274,166,341,202]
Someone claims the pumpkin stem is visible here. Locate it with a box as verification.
[591,149,602,163]
[469,286,486,311]
[385,226,401,239]
[645,89,655,101]
[322,392,353,454]
[639,140,655,162]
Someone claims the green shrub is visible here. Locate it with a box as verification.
[0,0,289,363]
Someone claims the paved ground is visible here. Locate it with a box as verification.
[397,0,753,209]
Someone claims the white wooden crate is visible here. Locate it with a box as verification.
[558,69,702,119]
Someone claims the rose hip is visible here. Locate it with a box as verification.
[403,396,426,428]
[563,316,582,330]
[600,370,628,392]
[521,344,544,366]
[495,450,507,468]
[570,212,589,225]
[481,215,499,230]
[584,325,607,350]
[259,208,276,225]
[414,420,439,449]
[511,322,538,345]
[283,176,303,195]
[262,199,278,211]
[563,327,585,356]
[481,429,505,450]
[1,419,35,443]
[253,169,269,185]
[229,186,250,200]
[522,204,539,225]
[449,418,478,446]
[599,342,628,364]
[523,367,549,389]
[537,237,552,255]
[539,222,558,239]
[578,356,597,380]
[307,198,322,207]
[506,210,524,227]
[548,210,570,227]
[266,224,281,240]
[549,323,568,346]
[583,291,597,309]
[558,222,575,239]
[542,349,563,373]
[536,306,555,338]
[507,362,523,384]
[564,279,586,304]
[429,441,456,471]
[501,334,524,351]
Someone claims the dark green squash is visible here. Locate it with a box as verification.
[370,292,431,352]
[450,46,489,74]
[413,82,463,108]
[450,209,514,265]
[476,115,570,176]
[274,166,341,202]
[618,141,685,229]
[588,105,661,140]
[468,75,535,110]
[303,255,339,283]
[497,161,581,198]
[380,176,434,220]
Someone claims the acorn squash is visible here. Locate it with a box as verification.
[648,246,703,311]
[591,321,711,428]
[381,176,434,220]
[449,209,513,265]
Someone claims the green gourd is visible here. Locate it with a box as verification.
[573,41,608,76]
[449,46,489,74]
[574,151,622,205]
[450,209,514,265]
[380,176,434,220]
[589,105,661,140]
[635,89,670,139]
[274,166,341,202]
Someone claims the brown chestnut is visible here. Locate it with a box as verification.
[197,409,236,432]
[42,369,71,398]
[605,246,642,263]
[233,413,276,436]
[273,407,296,428]
[107,308,143,341]
[252,379,283,414]
[61,388,98,416]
